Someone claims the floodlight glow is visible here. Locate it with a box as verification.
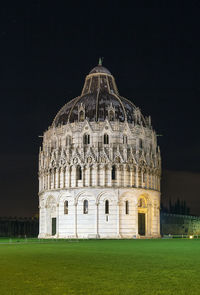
[189,235,194,239]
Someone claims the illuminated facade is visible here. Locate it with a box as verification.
[38,61,161,238]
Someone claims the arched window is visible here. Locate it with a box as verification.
[112,165,116,180]
[64,201,68,214]
[79,110,85,122]
[105,200,109,214]
[104,134,109,144]
[66,135,71,146]
[138,198,146,208]
[139,138,143,149]
[123,135,127,144]
[52,140,57,149]
[83,200,88,214]
[109,110,115,121]
[125,201,129,215]
[77,165,82,180]
[83,134,90,145]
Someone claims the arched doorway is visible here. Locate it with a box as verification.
[138,197,147,236]
[46,196,57,236]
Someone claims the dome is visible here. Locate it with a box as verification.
[53,62,145,127]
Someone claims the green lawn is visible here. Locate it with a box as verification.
[0,239,200,295]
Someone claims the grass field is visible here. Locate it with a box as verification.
[0,238,200,295]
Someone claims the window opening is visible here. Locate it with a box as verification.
[83,200,88,214]
[64,201,68,214]
[125,201,129,215]
[123,135,127,144]
[77,166,82,180]
[105,200,109,214]
[112,165,116,180]
[83,134,90,145]
[104,134,109,144]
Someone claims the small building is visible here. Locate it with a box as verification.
[38,61,161,238]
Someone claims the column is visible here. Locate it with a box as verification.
[71,166,76,187]
[53,169,56,189]
[95,201,99,238]
[107,165,112,187]
[117,201,120,237]
[82,166,85,187]
[39,174,41,192]
[88,166,91,186]
[60,168,64,188]
[146,171,149,189]
[93,164,98,186]
[48,171,50,189]
[135,200,138,236]
[85,165,89,186]
[56,203,59,238]
[130,167,133,187]
[157,205,160,236]
[65,166,70,188]
[116,165,121,187]
[123,164,128,187]
[141,169,144,188]
[74,201,77,238]
[135,166,139,188]
[148,204,152,236]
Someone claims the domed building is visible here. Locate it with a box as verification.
[38,60,161,239]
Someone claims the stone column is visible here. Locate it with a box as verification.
[85,165,88,186]
[116,201,120,237]
[116,165,121,187]
[148,204,152,236]
[60,167,64,188]
[88,166,91,186]
[123,164,129,187]
[65,166,70,188]
[56,203,59,238]
[53,169,56,189]
[93,164,98,187]
[146,171,149,189]
[157,206,160,235]
[102,165,105,186]
[40,174,42,191]
[107,164,112,187]
[44,173,47,190]
[135,166,139,188]
[56,168,60,188]
[141,169,144,188]
[38,174,41,192]
[135,200,138,236]
[99,164,104,186]
[48,171,50,189]
[130,167,133,187]
[74,201,77,238]
[153,174,155,190]
[95,201,99,238]
[82,166,85,187]
[71,166,76,187]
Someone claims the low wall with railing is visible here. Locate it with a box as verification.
[160,212,200,235]
[0,217,39,237]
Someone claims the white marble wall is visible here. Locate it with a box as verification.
[38,188,160,239]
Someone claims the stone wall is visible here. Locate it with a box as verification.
[160,213,200,235]
[0,217,39,237]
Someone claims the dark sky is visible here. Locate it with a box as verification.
[1,1,200,217]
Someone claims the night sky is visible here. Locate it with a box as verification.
[1,1,200,217]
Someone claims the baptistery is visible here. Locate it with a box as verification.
[38,60,161,238]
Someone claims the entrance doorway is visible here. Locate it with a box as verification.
[52,218,56,235]
[138,213,145,236]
